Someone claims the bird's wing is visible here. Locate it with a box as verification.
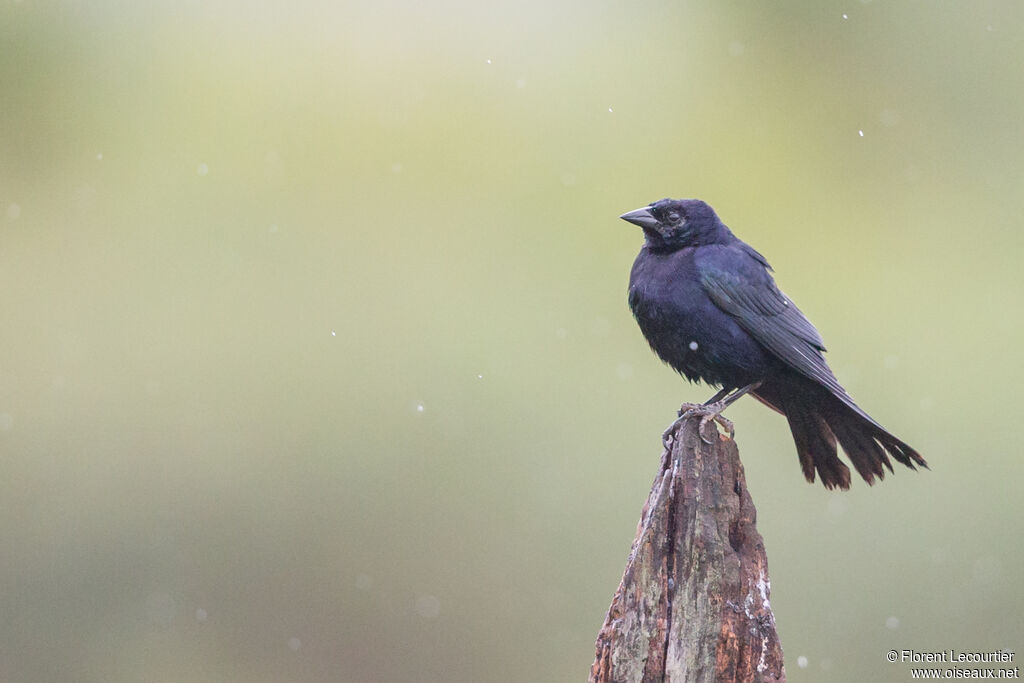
[696,244,855,402]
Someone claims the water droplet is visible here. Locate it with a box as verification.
[886,616,900,629]
[195,607,208,622]
[858,130,864,137]
[197,163,209,176]
[688,341,699,351]
[330,330,336,337]
[416,594,440,618]
[827,494,848,515]
[797,656,808,669]
[288,637,302,651]
[96,152,103,160]
[414,402,425,413]
[842,13,848,19]
[486,58,492,64]
[608,107,613,113]
[476,374,483,379]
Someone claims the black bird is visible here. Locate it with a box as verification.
[621,198,926,489]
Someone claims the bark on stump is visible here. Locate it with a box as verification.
[590,414,786,683]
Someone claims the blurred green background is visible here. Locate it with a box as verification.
[2,1,1022,681]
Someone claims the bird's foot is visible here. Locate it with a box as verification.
[662,401,735,448]
[662,403,699,449]
[694,400,735,443]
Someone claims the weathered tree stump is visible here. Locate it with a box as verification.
[590,414,786,683]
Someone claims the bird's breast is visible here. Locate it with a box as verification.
[628,246,770,388]
[628,249,716,383]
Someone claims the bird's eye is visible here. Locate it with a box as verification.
[667,212,681,223]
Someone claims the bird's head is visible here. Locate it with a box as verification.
[620,198,727,250]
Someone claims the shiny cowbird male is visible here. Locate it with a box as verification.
[621,198,926,489]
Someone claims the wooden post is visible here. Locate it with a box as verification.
[590,414,786,683]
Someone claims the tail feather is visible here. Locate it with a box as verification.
[878,430,928,471]
[827,411,892,485]
[783,397,850,490]
[759,381,926,489]
[826,394,928,482]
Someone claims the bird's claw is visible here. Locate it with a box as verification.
[697,404,735,443]
[662,401,735,447]
[662,403,698,448]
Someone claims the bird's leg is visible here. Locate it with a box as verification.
[662,383,762,447]
[692,382,762,442]
[663,390,726,448]
[669,388,729,420]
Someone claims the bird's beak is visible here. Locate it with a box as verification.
[619,207,659,230]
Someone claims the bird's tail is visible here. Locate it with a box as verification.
[759,385,927,490]
[781,393,848,489]
[824,395,927,486]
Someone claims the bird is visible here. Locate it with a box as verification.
[621,198,926,489]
